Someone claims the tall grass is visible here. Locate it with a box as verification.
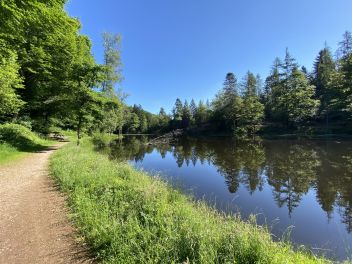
[50,139,331,264]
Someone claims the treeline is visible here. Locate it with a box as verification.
[0,0,165,142]
[1,1,351,139]
[163,32,352,137]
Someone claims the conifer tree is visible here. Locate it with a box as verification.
[172,98,183,128]
[337,32,352,118]
[313,47,336,125]
[190,99,197,122]
[238,71,264,137]
[182,100,192,128]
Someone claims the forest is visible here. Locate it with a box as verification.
[0,0,163,143]
[1,0,352,141]
[167,38,352,138]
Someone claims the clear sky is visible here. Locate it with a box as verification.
[66,0,352,114]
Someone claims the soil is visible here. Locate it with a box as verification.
[0,144,94,264]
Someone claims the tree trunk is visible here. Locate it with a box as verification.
[77,116,82,146]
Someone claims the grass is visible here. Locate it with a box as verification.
[0,143,27,164]
[0,123,54,164]
[50,139,333,264]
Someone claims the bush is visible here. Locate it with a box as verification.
[0,123,49,151]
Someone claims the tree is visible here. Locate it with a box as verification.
[285,69,319,126]
[0,51,24,121]
[282,48,298,79]
[100,99,124,134]
[101,33,122,97]
[336,31,352,120]
[158,107,170,129]
[223,72,238,96]
[237,71,264,138]
[128,113,140,133]
[189,99,197,124]
[242,71,257,97]
[264,58,282,120]
[255,74,263,97]
[212,72,239,130]
[9,0,85,132]
[66,36,103,145]
[266,50,319,127]
[194,100,208,126]
[313,47,336,126]
[337,31,352,59]
[139,115,148,133]
[172,98,183,128]
[182,100,192,128]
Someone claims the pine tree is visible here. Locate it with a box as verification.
[282,48,298,79]
[337,31,352,119]
[313,47,336,125]
[265,58,283,121]
[286,69,320,126]
[172,98,183,128]
[158,107,170,129]
[190,99,197,124]
[337,31,352,59]
[212,72,239,130]
[182,100,192,128]
[223,72,238,96]
[255,74,263,97]
[238,72,264,137]
[243,71,257,97]
[195,100,208,126]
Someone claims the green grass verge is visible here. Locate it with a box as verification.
[0,143,27,164]
[0,123,54,164]
[50,139,331,264]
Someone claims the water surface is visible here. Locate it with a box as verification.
[106,136,352,261]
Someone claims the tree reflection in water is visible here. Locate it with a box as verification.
[104,136,352,234]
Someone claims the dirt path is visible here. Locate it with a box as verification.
[0,144,93,264]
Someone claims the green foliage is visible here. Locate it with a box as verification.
[0,51,24,121]
[173,98,183,121]
[212,73,239,130]
[0,123,50,151]
[194,100,209,126]
[265,51,319,127]
[101,100,125,134]
[50,140,330,264]
[128,113,140,133]
[182,100,192,128]
[101,33,122,96]
[158,107,171,129]
[237,96,264,138]
[286,69,320,125]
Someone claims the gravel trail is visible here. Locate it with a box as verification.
[0,144,93,264]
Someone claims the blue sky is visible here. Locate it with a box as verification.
[66,0,352,114]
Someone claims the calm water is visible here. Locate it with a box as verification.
[106,136,352,261]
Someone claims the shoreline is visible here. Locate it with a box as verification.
[49,138,332,263]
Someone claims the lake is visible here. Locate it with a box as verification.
[105,136,352,261]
